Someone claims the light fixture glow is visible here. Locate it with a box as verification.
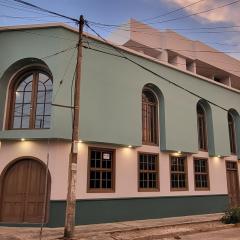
[21,138,25,142]
[217,155,221,158]
[177,151,182,154]
[78,140,83,143]
[128,145,132,148]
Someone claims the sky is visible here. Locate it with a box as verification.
[1,0,240,59]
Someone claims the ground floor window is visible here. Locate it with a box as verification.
[170,156,188,191]
[88,147,115,192]
[138,153,159,191]
[194,158,210,190]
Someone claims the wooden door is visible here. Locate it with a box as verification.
[0,159,50,223]
[226,161,240,208]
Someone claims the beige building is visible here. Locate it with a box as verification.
[109,19,240,91]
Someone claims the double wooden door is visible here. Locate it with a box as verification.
[226,161,240,208]
[0,159,50,223]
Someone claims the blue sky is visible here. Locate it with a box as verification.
[1,0,240,59]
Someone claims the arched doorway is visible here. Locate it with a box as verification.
[0,158,51,223]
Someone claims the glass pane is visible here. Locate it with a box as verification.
[36,104,44,115]
[23,91,32,103]
[15,92,23,103]
[45,91,53,103]
[13,117,21,128]
[21,116,30,128]
[14,104,22,116]
[37,91,46,103]
[43,115,51,128]
[45,103,52,115]
[22,103,31,115]
[35,115,44,128]
[17,74,33,91]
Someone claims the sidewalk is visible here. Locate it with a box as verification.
[0,213,234,240]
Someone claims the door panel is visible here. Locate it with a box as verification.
[0,159,50,223]
[226,161,240,208]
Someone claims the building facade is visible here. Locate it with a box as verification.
[0,22,239,227]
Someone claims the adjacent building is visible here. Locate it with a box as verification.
[0,21,239,227]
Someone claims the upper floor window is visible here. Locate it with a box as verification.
[9,69,53,129]
[228,112,236,155]
[197,104,207,151]
[142,88,158,145]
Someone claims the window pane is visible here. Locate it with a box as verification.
[142,89,158,144]
[13,117,21,128]
[170,156,187,190]
[88,149,114,191]
[21,116,30,128]
[10,71,52,130]
[139,154,158,190]
[194,158,209,189]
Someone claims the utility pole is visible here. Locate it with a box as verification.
[64,15,84,239]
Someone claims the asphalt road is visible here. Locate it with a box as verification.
[162,227,240,240]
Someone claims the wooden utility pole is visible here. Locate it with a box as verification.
[64,15,84,239]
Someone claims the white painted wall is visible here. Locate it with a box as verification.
[0,140,238,200]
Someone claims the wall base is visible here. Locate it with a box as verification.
[47,194,228,227]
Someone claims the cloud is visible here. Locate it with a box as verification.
[164,0,240,24]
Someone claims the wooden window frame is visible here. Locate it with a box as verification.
[228,113,237,155]
[170,155,188,191]
[193,157,210,191]
[87,147,116,193]
[138,152,160,192]
[6,67,52,130]
[142,88,159,146]
[197,104,208,151]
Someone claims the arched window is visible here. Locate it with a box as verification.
[197,103,207,151]
[142,88,158,145]
[228,112,236,154]
[9,69,53,129]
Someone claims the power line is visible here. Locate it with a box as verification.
[142,0,206,22]
[11,0,79,23]
[0,0,54,16]
[86,41,240,55]
[84,44,240,77]
[52,47,77,104]
[0,45,77,77]
[85,22,233,112]
[91,24,240,49]
[88,0,240,28]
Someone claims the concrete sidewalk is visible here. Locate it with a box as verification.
[0,213,235,240]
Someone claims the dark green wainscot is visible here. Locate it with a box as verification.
[47,194,228,227]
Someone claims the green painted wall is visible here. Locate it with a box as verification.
[0,26,240,158]
[47,195,228,227]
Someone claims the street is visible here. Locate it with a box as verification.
[162,227,240,240]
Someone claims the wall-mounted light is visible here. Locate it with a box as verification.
[78,140,83,143]
[21,138,25,142]
[177,151,182,154]
[217,155,221,158]
[128,145,132,148]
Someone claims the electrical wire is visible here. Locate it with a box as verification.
[142,0,206,22]
[85,22,234,112]
[52,47,77,104]
[11,0,79,23]
[91,24,240,49]
[87,0,240,28]
[83,44,240,75]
